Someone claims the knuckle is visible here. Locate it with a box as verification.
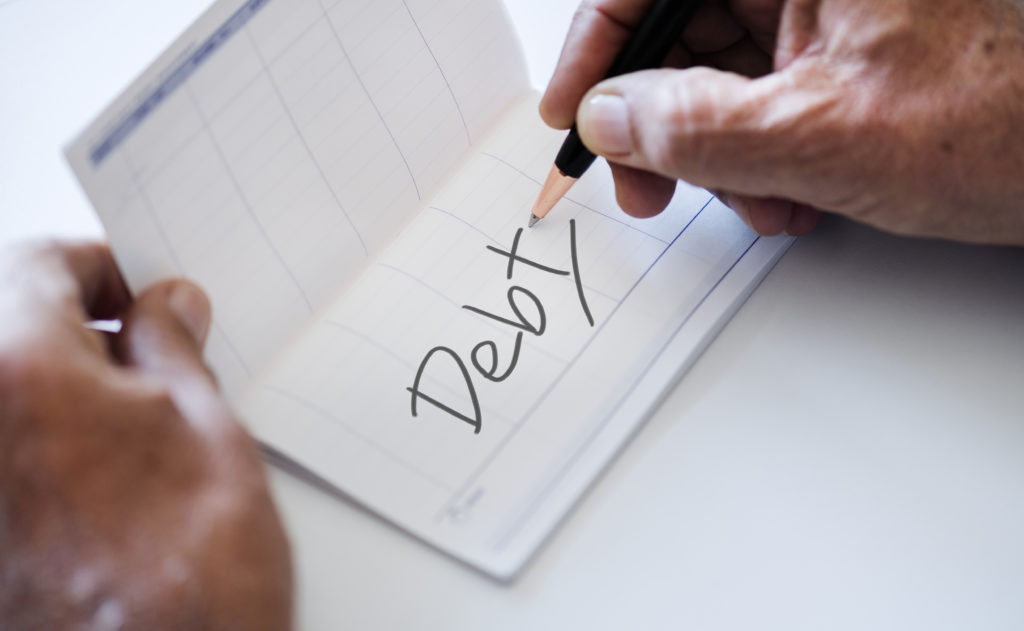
[0,239,82,308]
[649,70,718,174]
[646,85,688,172]
[795,88,886,211]
[572,0,602,22]
[2,239,63,273]
[569,3,598,35]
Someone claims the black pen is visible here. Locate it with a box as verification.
[529,0,702,227]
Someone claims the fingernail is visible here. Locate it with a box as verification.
[578,93,633,155]
[168,283,211,345]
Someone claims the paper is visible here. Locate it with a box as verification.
[67,0,792,579]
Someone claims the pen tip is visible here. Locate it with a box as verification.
[528,214,540,228]
[529,164,577,227]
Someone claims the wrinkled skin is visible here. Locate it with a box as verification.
[0,242,292,630]
[541,0,1024,244]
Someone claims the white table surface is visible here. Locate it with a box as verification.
[4,1,1024,629]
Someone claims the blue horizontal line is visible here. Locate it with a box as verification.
[89,0,273,166]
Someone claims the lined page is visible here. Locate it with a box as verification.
[239,95,793,578]
[68,0,795,579]
[66,0,528,395]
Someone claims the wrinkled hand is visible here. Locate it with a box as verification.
[540,0,1024,244]
[0,242,291,630]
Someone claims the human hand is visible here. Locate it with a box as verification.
[0,242,291,630]
[540,0,1024,244]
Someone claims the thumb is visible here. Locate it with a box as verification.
[575,65,839,204]
[117,279,216,389]
[118,279,255,459]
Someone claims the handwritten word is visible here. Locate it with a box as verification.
[408,219,594,434]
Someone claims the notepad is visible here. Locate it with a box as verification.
[66,0,792,579]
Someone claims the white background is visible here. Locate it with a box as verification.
[3,1,1024,628]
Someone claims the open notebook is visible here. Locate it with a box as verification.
[66,0,792,579]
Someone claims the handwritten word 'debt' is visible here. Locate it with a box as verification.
[407,219,594,434]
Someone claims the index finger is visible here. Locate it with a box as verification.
[1,241,132,321]
[539,0,656,129]
[59,242,132,320]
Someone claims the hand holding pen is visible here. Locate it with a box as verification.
[534,0,1024,246]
